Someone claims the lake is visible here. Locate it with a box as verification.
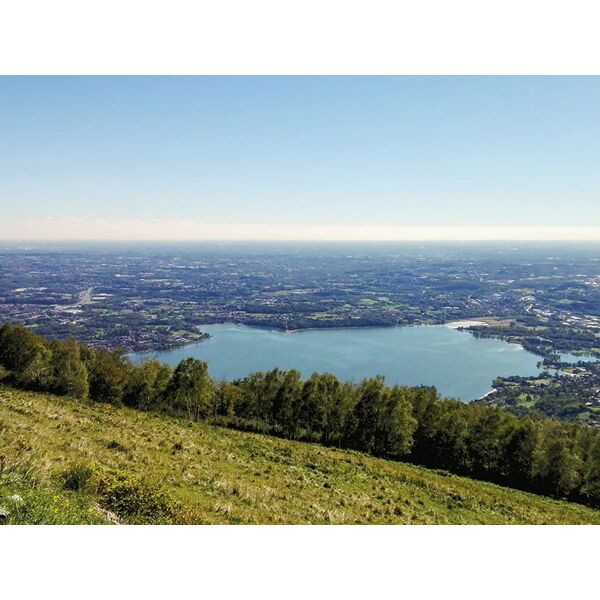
[130,323,567,401]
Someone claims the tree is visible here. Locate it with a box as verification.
[297,373,351,444]
[466,406,515,481]
[167,358,215,420]
[215,381,244,417]
[503,417,539,489]
[409,386,440,424]
[382,385,417,457]
[351,377,387,453]
[82,347,130,404]
[325,381,357,448]
[123,359,172,410]
[351,377,416,457]
[581,437,600,506]
[411,398,470,472]
[234,369,284,424]
[272,369,302,438]
[0,322,52,389]
[533,422,582,498]
[48,338,88,398]
[297,373,327,438]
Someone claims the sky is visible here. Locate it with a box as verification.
[0,76,599,241]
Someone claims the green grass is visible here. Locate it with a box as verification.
[1,386,600,524]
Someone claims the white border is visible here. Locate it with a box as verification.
[1,525,598,599]
[0,0,599,74]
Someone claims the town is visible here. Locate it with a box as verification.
[1,241,598,355]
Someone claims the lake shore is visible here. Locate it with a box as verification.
[445,319,490,329]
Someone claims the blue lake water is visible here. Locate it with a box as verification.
[130,323,579,402]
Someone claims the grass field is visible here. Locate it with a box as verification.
[1,385,600,524]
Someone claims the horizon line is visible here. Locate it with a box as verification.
[2,218,600,242]
[3,238,600,244]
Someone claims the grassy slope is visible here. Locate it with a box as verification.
[1,386,600,524]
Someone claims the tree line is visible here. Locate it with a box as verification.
[1,322,600,509]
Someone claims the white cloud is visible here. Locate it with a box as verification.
[1,217,600,241]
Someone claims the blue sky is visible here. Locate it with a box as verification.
[0,76,599,239]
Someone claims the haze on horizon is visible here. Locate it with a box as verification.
[1,76,599,241]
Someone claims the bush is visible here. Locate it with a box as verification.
[61,463,94,491]
[60,463,179,522]
[90,467,178,522]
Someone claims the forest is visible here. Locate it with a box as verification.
[1,321,600,509]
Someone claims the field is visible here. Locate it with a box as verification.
[1,386,600,524]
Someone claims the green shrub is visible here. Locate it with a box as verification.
[61,463,95,491]
[60,463,178,523]
[90,467,178,522]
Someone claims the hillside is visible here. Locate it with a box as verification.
[1,386,600,524]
